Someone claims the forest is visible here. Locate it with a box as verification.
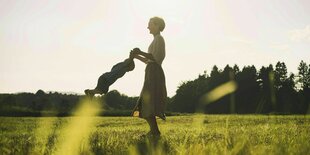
[0,60,309,116]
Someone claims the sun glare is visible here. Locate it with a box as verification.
[130,0,194,24]
[200,80,238,105]
[55,98,102,155]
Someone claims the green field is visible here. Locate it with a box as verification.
[0,115,309,155]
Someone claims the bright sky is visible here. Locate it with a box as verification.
[1,0,310,97]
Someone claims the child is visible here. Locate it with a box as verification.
[84,53,135,98]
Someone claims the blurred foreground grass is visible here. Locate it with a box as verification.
[0,115,309,155]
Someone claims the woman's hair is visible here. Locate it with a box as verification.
[150,17,165,32]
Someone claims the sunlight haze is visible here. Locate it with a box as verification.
[1,0,310,97]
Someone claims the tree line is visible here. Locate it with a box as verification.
[0,60,309,116]
[0,90,138,116]
[169,60,310,114]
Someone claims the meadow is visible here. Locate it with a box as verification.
[0,114,309,155]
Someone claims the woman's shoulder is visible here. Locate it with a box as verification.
[154,34,165,43]
[156,34,164,40]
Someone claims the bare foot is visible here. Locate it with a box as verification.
[84,89,95,99]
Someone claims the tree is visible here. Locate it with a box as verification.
[104,90,136,110]
[170,70,212,113]
[171,81,198,113]
[235,65,260,113]
[274,62,288,90]
[233,64,240,74]
[297,61,310,114]
[257,65,276,113]
[210,65,221,77]
[297,60,310,90]
[36,89,46,96]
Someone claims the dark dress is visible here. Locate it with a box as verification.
[132,34,167,120]
[95,58,135,94]
[133,61,167,120]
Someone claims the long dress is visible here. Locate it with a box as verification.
[133,34,167,120]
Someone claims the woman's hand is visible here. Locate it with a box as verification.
[131,47,154,61]
[130,48,141,59]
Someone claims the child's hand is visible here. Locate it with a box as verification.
[133,48,141,53]
[131,50,138,55]
[129,51,135,59]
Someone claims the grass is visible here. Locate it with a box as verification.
[0,115,309,155]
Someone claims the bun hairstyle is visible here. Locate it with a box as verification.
[150,17,165,32]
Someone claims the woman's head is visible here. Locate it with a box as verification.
[148,17,165,35]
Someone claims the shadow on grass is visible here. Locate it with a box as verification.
[130,135,171,155]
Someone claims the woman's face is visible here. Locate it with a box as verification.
[147,20,159,35]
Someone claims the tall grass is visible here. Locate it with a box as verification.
[0,115,309,154]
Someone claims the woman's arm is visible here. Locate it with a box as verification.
[132,48,155,61]
[137,51,154,61]
[134,55,148,64]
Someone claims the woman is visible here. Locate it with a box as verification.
[131,17,167,136]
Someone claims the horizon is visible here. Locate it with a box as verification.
[0,60,307,97]
[1,0,310,97]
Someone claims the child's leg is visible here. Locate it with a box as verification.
[85,73,109,98]
[94,73,109,94]
[85,89,104,95]
[84,89,104,98]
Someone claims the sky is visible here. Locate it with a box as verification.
[1,0,310,97]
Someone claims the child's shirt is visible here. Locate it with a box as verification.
[105,58,135,85]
